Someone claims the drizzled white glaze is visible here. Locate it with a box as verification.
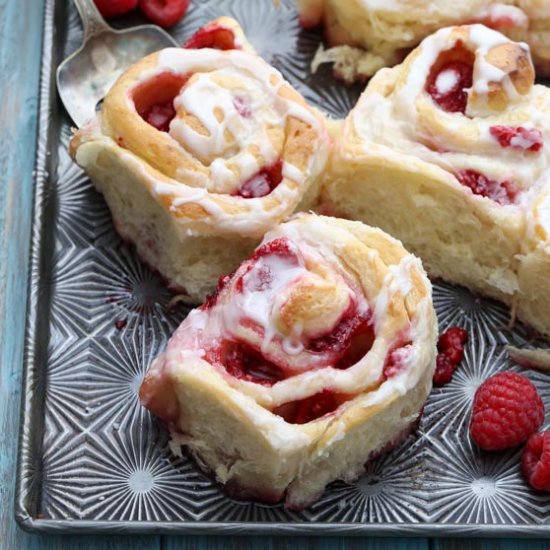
[152,215,433,409]
[475,4,528,29]
[150,48,322,196]
[435,68,460,95]
[86,47,329,238]
[349,24,550,198]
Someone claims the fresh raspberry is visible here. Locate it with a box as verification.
[522,431,550,491]
[489,126,543,152]
[470,372,545,450]
[456,169,518,206]
[139,0,189,27]
[433,327,468,386]
[94,0,137,18]
[433,353,456,386]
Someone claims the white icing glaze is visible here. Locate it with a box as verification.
[435,68,460,95]
[475,4,529,29]
[148,48,322,196]
[148,215,434,411]
[349,24,550,200]
[95,47,329,237]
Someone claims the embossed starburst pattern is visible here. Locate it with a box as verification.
[19,0,550,535]
[425,435,550,524]
[88,243,189,337]
[423,338,511,437]
[432,281,529,346]
[46,146,112,248]
[85,333,164,430]
[306,432,428,523]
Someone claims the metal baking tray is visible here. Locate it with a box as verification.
[16,0,550,535]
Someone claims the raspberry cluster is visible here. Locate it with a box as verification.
[94,0,189,27]
[469,371,549,491]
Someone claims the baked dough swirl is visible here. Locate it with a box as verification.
[322,25,550,337]
[140,213,437,509]
[298,0,550,82]
[69,18,330,301]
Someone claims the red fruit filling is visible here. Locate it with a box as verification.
[470,372,544,450]
[142,101,176,132]
[139,367,180,424]
[383,342,413,379]
[206,341,285,386]
[94,0,137,18]
[233,96,252,118]
[238,159,284,199]
[522,431,550,491]
[426,42,474,114]
[202,237,375,384]
[456,169,518,205]
[273,389,344,424]
[489,126,543,152]
[202,273,232,310]
[184,25,237,50]
[139,0,189,27]
[433,326,468,387]
[235,237,300,293]
[115,318,128,330]
[474,11,525,30]
[307,309,375,370]
[133,72,189,131]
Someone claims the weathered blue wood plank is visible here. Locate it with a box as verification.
[162,537,430,549]
[0,0,162,548]
[434,539,550,550]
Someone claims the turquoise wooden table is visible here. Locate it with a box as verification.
[0,1,548,549]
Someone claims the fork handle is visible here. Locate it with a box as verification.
[73,0,112,40]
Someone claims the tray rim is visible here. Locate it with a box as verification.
[14,0,550,536]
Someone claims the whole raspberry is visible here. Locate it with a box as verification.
[94,0,137,18]
[522,431,550,491]
[433,326,468,386]
[470,372,544,450]
[139,0,189,27]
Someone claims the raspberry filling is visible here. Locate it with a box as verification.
[235,237,300,294]
[433,326,468,387]
[202,237,375,384]
[307,309,375,370]
[142,101,176,132]
[273,389,344,424]
[456,169,518,205]
[426,43,474,114]
[184,25,237,50]
[383,342,413,379]
[139,366,180,424]
[202,273,232,310]
[133,72,188,132]
[489,126,543,152]
[237,159,284,199]
[233,96,252,118]
[205,341,285,386]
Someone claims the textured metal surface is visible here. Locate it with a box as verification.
[16,0,550,536]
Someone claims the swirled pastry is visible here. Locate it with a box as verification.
[69,18,330,301]
[139,213,437,509]
[299,0,550,82]
[321,25,550,337]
